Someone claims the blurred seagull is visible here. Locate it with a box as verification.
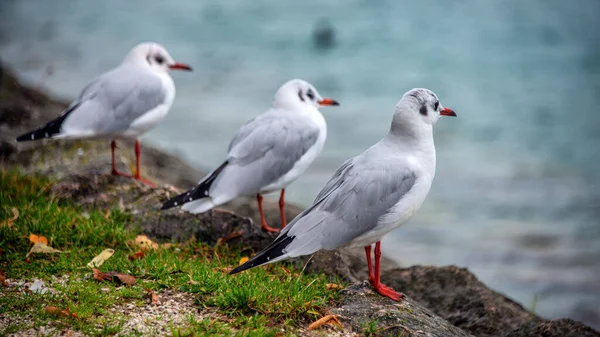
[161,79,339,232]
[230,88,456,301]
[16,42,192,186]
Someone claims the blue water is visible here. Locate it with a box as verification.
[2,0,599,328]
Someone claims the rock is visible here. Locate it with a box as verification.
[505,318,600,337]
[381,266,600,337]
[50,173,278,252]
[382,266,539,336]
[331,282,472,337]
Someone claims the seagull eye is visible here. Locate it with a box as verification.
[154,55,165,64]
[434,101,439,110]
[306,89,315,100]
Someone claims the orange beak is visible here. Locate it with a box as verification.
[169,62,193,71]
[440,107,457,117]
[318,98,340,106]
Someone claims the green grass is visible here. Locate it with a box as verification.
[0,170,342,336]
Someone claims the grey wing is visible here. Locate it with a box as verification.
[281,156,417,256]
[210,114,320,197]
[60,66,166,134]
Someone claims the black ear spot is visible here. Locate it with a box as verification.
[298,90,305,102]
[419,105,428,116]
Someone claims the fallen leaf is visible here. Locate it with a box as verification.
[44,306,78,318]
[308,314,342,331]
[0,208,19,228]
[187,273,200,285]
[133,234,158,251]
[326,283,344,291]
[0,270,7,286]
[146,289,160,305]
[87,248,115,268]
[44,306,62,315]
[92,268,136,285]
[221,230,244,243]
[26,243,66,257]
[29,234,48,245]
[29,279,48,294]
[238,257,249,266]
[128,250,146,261]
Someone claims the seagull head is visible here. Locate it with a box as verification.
[123,42,192,73]
[390,88,456,137]
[272,79,339,111]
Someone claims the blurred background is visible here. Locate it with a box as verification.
[1,0,599,329]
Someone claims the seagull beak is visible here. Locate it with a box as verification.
[318,98,340,106]
[169,63,193,71]
[440,107,457,117]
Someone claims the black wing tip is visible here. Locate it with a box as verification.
[161,191,193,210]
[160,201,176,210]
[16,131,40,142]
[230,263,252,275]
[229,235,295,275]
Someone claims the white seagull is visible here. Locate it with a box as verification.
[161,79,339,232]
[230,88,456,301]
[16,42,192,186]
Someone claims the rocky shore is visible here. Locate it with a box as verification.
[1,65,598,337]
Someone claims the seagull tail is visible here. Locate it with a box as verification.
[16,102,80,142]
[230,234,295,274]
[160,160,229,210]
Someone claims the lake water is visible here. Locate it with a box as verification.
[1,0,599,328]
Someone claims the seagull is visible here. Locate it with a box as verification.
[161,79,339,232]
[16,42,192,186]
[230,88,457,301]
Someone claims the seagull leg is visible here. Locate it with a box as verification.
[257,193,280,233]
[133,139,155,187]
[279,189,287,228]
[365,245,375,283]
[371,241,403,301]
[110,140,132,178]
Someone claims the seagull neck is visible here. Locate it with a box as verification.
[385,123,434,152]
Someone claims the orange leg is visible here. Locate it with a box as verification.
[279,189,287,228]
[364,245,375,283]
[111,140,132,178]
[133,140,155,187]
[368,241,403,301]
[256,193,280,233]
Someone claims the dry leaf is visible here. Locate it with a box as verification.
[128,250,146,261]
[221,230,244,243]
[0,270,7,286]
[308,314,342,330]
[133,235,158,251]
[29,234,48,245]
[92,268,136,285]
[239,257,249,266]
[146,289,160,305]
[87,249,115,268]
[188,273,199,285]
[44,306,78,318]
[326,283,343,291]
[0,208,19,228]
[26,243,66,257]
[44,306,62,315]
